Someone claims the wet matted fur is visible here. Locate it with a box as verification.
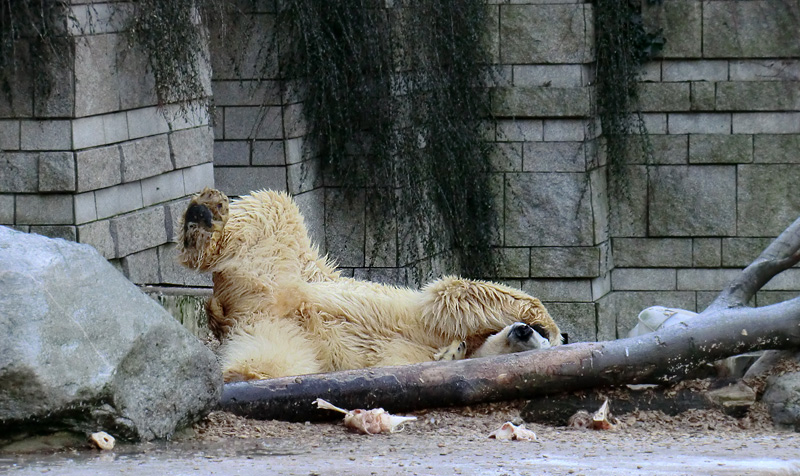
[179,188,563,381]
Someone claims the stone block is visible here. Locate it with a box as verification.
[716,82,800,111]
[523,279,593,303]
[214,166,285,197]
[209,13,277,81]
[117,38,158,111]
[68,3,131,35]
[95,182,144,219]
[182,163,215,195]
[212,108,224,141]
[77,219,115,258]
[74,191,97,225]
[496,120,542,142]
[171,126,214,169]
[490,142,522,172]
[690,82,715,111]
[730,60,800,82]
[637,83,690,111]
[543,119,586,141]
[253,141,285,166]
[530,246,599,278]
[74,33,120,117]
[761,269,800,292]
[126,107,171,139]
[756,291,799,307]
[612,268,676,291]
[120,135,172,182]
[112,206,168,257]
[643,0,702,58]
[282,103,307,138]
[500,4,594,64]
[689,134,752,164]
[738,164,800,237]
[523,142,586,172]
[352,268,405,286]
[0,41,33,118]
[629,134,688,165]
[293,189,326,254]
[512,65,587,88]
[542,302,596,343]
[493,87,591,117]
[213,80,281,106]
[0,195,13,224]
[754,135,800,164]
[668,113,730,134]
[76,144,122,192]
[693,238,721,268]
[141,170,185,207]
[287,159,322,195]
[703,1,800,58]
[163,197,191,243]
[612,238,692,268]
[325,189,365,268]
[505,173,593,246]
[733,113,800,134]
[38,152,76,192]
[597,291,696,340]
[284,137,304,165]
[122,247,161,285]
[72,112,129,150]
[662,60,729,81]
[722,238,774,267]
[16,194,73,225]
[608,166,647,237]
[589,167,608,245]
[648,165,736,236]
[224,107,283,140]
[677,269,742,291]
[30,225,77,241]
[0,121,20,150]
[0,153,38,192]
[33,47,75,118]
[158,243,213,287]
[214,141,250,166]
[492,248,529,278]
[592,273,611,301]
[20,120,71,151]
[641,113,667,134]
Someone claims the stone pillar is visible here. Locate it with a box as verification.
[0,2,214,286]
[488,1,606,343]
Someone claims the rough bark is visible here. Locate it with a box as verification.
[220,216,800,421]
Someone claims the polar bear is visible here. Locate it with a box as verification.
[179,188,562,382]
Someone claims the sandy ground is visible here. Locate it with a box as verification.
[3,399,800,476]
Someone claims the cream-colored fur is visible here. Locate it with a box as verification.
[179,188,562,382]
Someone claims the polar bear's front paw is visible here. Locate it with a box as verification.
[434,340,467,361]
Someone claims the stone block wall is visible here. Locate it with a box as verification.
[0,2,214,286]
[600,0,800,338]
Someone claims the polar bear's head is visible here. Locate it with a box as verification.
[471,322,551,358]
[178,187,230,270]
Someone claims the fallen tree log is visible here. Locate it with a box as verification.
[220,216,800,421]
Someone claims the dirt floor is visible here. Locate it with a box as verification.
[3,397,800,476]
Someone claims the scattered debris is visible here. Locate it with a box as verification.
[488,422,537,441]
[313,398,417,434]
[568,399,616,430]
[89,431,115,450]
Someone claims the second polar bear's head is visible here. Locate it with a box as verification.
[471,322,551,359]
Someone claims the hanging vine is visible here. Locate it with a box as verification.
[593,0,665,196]
[277,0,497,277]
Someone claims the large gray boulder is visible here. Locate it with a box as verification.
[763,370,800,431]
[0,226,221,441]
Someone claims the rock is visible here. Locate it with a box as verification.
[0,226,222,441]
[762,371,800,431]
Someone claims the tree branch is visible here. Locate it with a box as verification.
[220,297,800,422]
[706,216,800,312]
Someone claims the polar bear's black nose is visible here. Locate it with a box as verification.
[511,323,533,341]
[184,203,213,230]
